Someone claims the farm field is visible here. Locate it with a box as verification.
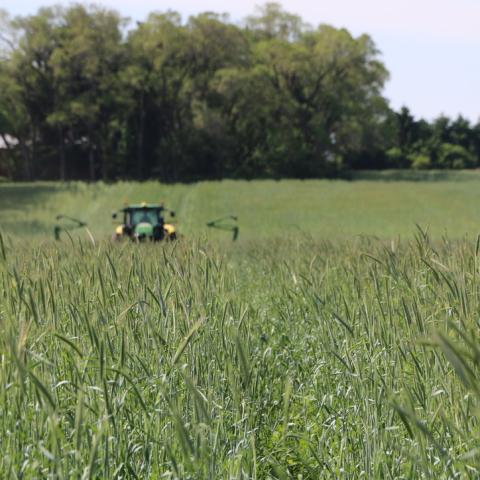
[1,174,480,478]
[2,171,480,241]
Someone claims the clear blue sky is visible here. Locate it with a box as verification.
[4,0,480,123]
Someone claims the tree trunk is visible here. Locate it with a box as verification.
[88,140,95,182]
[58,126,66,181]
[88,125,96,181]
[0,134,13,178]
[89,147,95,182]
[101,143,107,181]
[20,138,31,181]
[137,92,145,180]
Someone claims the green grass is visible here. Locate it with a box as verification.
[2,175,480,478]
[2,172,480,241]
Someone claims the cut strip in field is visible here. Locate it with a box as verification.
[1,174,480,241]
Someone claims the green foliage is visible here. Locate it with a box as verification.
[408,152,431,169]
[0,4,479,181]
[0,3,392,181]
[386,147,407,167]
[438,143,476,169]
[245,2,308,41]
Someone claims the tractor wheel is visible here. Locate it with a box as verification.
[153,225,165,242]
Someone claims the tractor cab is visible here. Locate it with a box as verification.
[112,202,176,242]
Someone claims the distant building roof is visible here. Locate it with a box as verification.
[0,134,19,149]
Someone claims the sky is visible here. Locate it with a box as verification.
[3,0,480,123]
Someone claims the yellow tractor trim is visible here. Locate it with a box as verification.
[164,224,176,235]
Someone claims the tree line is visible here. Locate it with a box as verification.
[0,3,479,182]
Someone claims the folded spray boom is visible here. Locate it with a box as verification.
[206,215,239,241]
[54,215,94,244]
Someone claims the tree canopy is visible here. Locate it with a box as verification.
[0,3,478,181]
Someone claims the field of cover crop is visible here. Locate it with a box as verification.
[1,176,480,478]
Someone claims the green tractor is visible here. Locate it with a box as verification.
[112,203,177,242]
[54,202,240,243]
